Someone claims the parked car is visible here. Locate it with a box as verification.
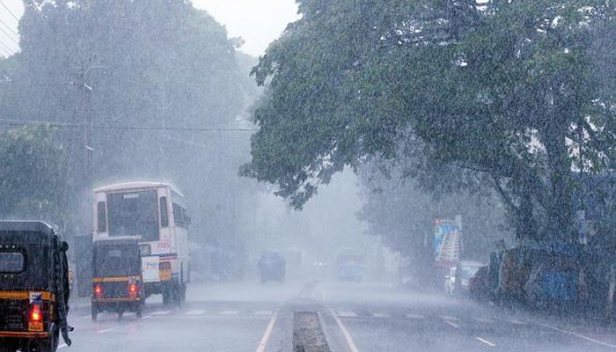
[445,261,485,296]
[259,251,286,283]
[469,266,490,300]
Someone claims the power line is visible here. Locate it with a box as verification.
[0,119,259,132]
[0,44,10,57]
[0,0,20,22]
[0,16,18,37]
[0,21,19,46]
[0,39,13,55]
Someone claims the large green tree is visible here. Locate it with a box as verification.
[244,0,616,242]
[0,127,73,231]
[0,0,258,242]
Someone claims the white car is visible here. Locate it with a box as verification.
[445,261,484,295]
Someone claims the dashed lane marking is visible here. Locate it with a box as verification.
[337,311,358,318]
[97,328,114,334]
[123,312,135,317]
[537,323,616,349]
[473,317,495,323]
[406,314,425,319]
[254,310,273,316]
[331,309,361,352]
[220,310,239,315]
[445,320,460,329]
[150,310,171,316]
[373,313,390,318]
[476,336,496,347]
[507,319,528,325]
[185,310,205,316]
[440,315,460,321]
[254,310,279,352]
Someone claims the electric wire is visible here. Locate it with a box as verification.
[0,39,13,54]
[0,0,20,22]
[0,21,19,46]
[0,119,258,132]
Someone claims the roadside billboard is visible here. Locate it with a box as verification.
[433,218,461,268]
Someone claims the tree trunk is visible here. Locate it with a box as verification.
[542,116,574,242]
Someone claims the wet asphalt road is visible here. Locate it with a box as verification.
[61,280,616,352]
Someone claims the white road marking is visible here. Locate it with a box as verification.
[440,315,460,321]
[507,319,528,325]
[406,314,425,319]
[476,336,496,347]
[220,310,238,315]
[473,317,495,323]
[185,310,205,316]
[143,315,152,320]
[445,320,460,329]
[97,328,114,334]
[254,310,273,316]
[337,311,358,318]
[331,309,361,352]
[150,310,171,316]
[123,312,135,317]
[254,310,279,352]
[373,313,390,318]
[58,344,68,349]
[537,323,616,349]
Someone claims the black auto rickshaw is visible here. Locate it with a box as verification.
[91,239,143,320]
[0,221,72,352]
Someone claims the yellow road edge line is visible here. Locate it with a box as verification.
[255,309,279,352]
[330,308,361,352]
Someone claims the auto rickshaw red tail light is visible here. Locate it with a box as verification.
[129,283,138,295]
[94,284,103,296]
[30,304,43,322]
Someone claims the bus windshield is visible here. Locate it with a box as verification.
[107,190,159,241]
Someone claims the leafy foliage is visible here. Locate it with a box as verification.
[0,0,257,239]
[245,0,616,242]
[0,127,73,230]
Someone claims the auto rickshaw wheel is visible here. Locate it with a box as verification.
[136,303,143,319]
[91,304,98,321]
[180,283,186,304]
[30,327,58,352]
[0,342,17,352]
[162,283,171,306]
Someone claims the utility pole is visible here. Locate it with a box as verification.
[74,63,103,238]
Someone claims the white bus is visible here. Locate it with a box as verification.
[92,182,190,306]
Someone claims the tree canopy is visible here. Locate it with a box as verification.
[244,0,616,242]
[0,0,258,238]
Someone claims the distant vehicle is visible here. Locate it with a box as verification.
[0,221,72,352]
[445,261,485,296]
[91,239,144,320]
[259,251,286,283]
[93,182,190,307]
[336,249,365,282]
[468,266,490,300]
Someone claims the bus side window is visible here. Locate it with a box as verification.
[97,202,107,232]
[173,204,186,228]
[160,197,169,228]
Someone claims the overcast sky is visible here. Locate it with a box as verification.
[0,0,299,58]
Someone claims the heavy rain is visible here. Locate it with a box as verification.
[2,0,616,352]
